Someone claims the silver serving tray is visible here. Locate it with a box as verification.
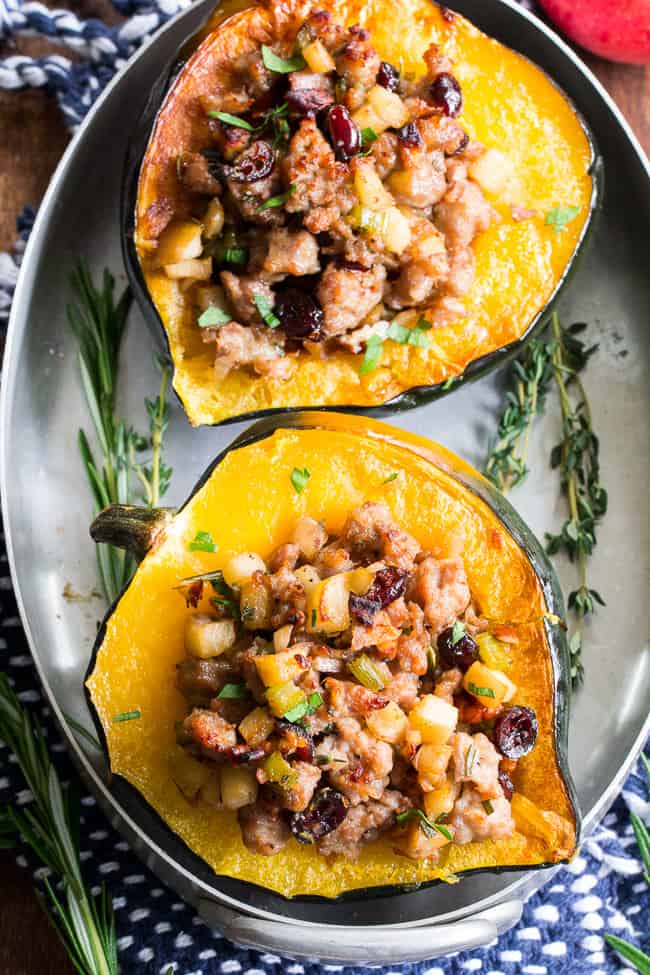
[1,0,649,963]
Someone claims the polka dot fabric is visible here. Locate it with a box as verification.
[0,1,649,971]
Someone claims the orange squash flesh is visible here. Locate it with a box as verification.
[86,414,577,899]
[134,0,596,427]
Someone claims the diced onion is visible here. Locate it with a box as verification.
[302,39,336,73]
[220,766,258,810]
[164,258,212,281]
[348,653,386,691]
[223,551,266,588]
[203,197,225,239]
[157,220,203,264]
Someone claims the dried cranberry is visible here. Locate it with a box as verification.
[275,288,324,340]
[327,105,362,159]
[290,787,348,843]
[349,593,381,626]
[376,61,400,91]
[498,768,514,801]
[396,122,423,148]
[430,72,463,117]
[224,140,275,182]
[437,626,478,672]
[366,566,408,607]
[494,706,538,759]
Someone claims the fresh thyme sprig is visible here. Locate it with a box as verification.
[484,313,606,688]
[0,674,118,975]
[604,752,650,974]
[545,313,606,686]
[68,262,172,602]
[483,336,556,491]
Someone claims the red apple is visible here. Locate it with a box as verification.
[538,0,650,64]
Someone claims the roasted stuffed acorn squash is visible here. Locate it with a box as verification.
[86,414,579,899]
[126,0,599,427]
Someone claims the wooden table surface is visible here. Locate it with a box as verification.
[0,3,648,970]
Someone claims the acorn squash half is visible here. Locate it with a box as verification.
[86,413,579,900]
[124,0,600,427]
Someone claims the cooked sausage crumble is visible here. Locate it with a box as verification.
[150,9,506,382]
[171,503,539,862]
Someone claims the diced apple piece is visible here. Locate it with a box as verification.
[352,158,394,211]
[306,572,350,633]
[220,766,258,810]
[199,774,222,809]
[394,818,451,860]
[423,777,458,821]
[295,564,321,593]
[202,197,225,239]
[469,148,513,195]
[184,614,237,658]
[254,649,306,687]
[302,39,336,73]
[291,516,327,562]
[383,207,412,255]
[266,681,305,718]
[463,661,517,707]
[239,578,272,630]
[409,694,458,745]
[367,84,409,128]
[157,220,203,264]
[238,706,275,747]
[273,623,293,653]
[366,701,408,743]
[164,258,212,281]
[346,566,374,595]
[168,745,210,800]
[351,103,386,136]
[223,552,266,588]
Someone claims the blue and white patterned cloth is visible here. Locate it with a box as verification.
[0,1,648,972]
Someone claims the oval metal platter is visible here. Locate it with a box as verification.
[1,0,649,945]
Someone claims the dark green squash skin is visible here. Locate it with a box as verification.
[120,2,604,429]
[85,411,581,904]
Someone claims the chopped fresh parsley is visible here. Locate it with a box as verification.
[383,472,399,484]
[261,45,306,73]
[361,127,378,145]
[284,691,323,724]
[441,376,455,390]
[311,608,317,628]
[359,334,383,374]
[545,205,581,234]
[198,306,231,328]
[482,799,494,815]
[113,710,141,723]
[221,247,248,265]
[208,111,255,130]
[467,682,496,699]
[290,466,311,493]
[387,316,432,349]
[450,620,466,645]
[396,808,454,842]
[257,185,296,211]
[188,530,218,553]
[210,588,241,620]
[218,683,249,699]
[253,294,281,328]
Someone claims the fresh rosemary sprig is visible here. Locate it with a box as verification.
[604,753,650,974]
[483,337,555,492]
[545,313,606,687]
[68,262,172,602]
[485,313,605,687]
[0,674,118,975]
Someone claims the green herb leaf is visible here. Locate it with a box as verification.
[545,204,581,234]
[208,111,255,130]
[224,247,248,265]
[63,712,102,751]
[451,620,465,644]
[253,294,281,328]
[257,185,296,211]
[441,377,455,390]
[361,127,378,145]
[482,799,494,815]
[290,466,311,493]
[198,306,232,328]
[359,334,383,374]
[311,608,317,628]
[188,530,218,553]
[464,744,478,776]
[211,596,241,620]
[387,316,432,349]
[261,44,306,73]
[113,710,141,723]
[383,472,399,484]
[396,808,454,842]
[467,682,496,699]
[218,683,249,699]
[604,934,650,975]
[285,691,323,724]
